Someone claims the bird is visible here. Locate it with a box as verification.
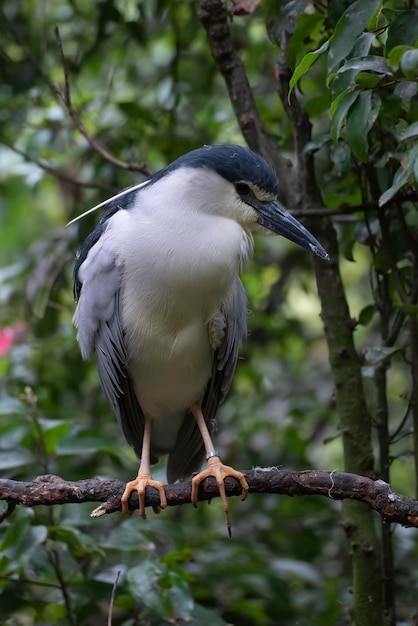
[72,144,328,531]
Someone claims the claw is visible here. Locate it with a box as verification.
[191,456,249,532]
[121,473,167,518]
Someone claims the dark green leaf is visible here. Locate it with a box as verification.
[303,134,330,155]
[189,604,228,626]
[400,122,418,141]
[379,145,418,205]
[127,560,193,621]
[343,238,356,262]
[328,0,382,72]
[394,80,418,111]
[49,526,104,558]
[0,508,33,551]
[345,90,373,161]
[395,304,418,314]
[0,448,35,469]
[355,72,382,88]
[385,10,418,54]
[387,45,412,67]
[289,40,329,99]
[336,55,391,77]
[56,429,120,456]
[330,90,358,142]
[330,32,376,94]
[286,12,324,67]
[400,49,418,79]
[358,305,376,326]
[38,418,69,454]
[269,0,311,44]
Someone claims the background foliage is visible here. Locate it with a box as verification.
[1,0,418,624]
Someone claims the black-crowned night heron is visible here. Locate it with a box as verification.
[73,144,328,530]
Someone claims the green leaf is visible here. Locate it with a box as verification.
[270,0,311,44]
[38,418,69,454]
[330,31,377,94]
[335,55,391,78]
[286,12,324,68]
[48,526,104,558]
[0,396,26,415]
[400,49,418,79]
[379,145,418,205]
[395,304,418,315]
[127,560,194,621]
[387,45,413,67]
[0,448,35,470]
[400,121,418,141]
[56,429,120,456]
[364,346,404,365]
[394,80,418,111]
[345,90,373,161]
[328,0,382,72]
[358,304,376,326]
[189,604,228,626]
[1,508,47,574]
[385,10,418,54]
[0,507,33,551]
[303,134,330,155]
[355,72,382,88]
[330,89,358,142]
[288,40,329,100]
[343,238,356,262]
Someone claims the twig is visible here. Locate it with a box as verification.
[1,470,418,527]
[0,501,16,523]
[0,575,62,590]
[1,141,115,193]
[48,549,76,626]
[53,26,150,176]
[108,570,121,626]
[1,10,149,178]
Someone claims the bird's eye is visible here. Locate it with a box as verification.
[235,183,251,196]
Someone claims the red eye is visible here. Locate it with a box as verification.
[235,183,251,196]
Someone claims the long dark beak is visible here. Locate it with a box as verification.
[255,199,329,261]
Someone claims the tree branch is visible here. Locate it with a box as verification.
[275,29,384,625]
[1,470,417,527]
[53,26,150,176]
[1,141,115,193]
[198,0,296,201]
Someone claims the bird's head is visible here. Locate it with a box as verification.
[69,144,329,262]
[154,144,329,261]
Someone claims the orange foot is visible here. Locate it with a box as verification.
[191,455,249,533]
[121,473,167,518]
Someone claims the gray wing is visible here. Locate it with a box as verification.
[73,227,151,463]
[166,277,247,482]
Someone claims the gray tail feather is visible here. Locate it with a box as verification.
[166,411,206,483]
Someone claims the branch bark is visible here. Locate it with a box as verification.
[53,27,150,177]
[199,0,295,202]
[274,31,384,626]
[1,471,418,526]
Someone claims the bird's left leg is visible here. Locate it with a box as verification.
[190,403,249,532]
[121,413,167,518]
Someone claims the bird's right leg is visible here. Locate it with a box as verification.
[190,403,249,533]
[121,413,167,518]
